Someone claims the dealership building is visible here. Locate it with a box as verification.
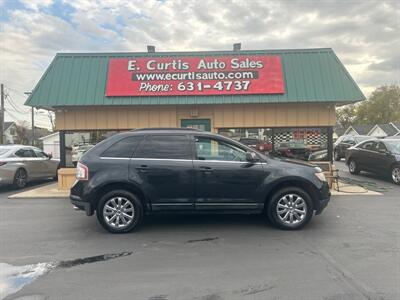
[26,47,365,172]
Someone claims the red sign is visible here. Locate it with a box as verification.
[105,55,284,97]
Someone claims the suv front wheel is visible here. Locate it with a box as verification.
[96,190,143,233]
[267,187,313,230]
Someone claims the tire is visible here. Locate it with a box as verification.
[267,187,314,230]
[348,159,360,175]
[13,168,28,189]
[391,165,400,185]
[53,165,60,181]
[96,189,143,233]
[334,150,340,161]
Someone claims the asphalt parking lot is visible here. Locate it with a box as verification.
[1,162,399,300]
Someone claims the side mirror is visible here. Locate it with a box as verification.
[246,152,258,162]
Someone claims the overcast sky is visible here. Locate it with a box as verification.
[0,0,399,129]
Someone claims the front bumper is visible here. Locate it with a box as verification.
[70,194,94,216]
[314,181,331,215]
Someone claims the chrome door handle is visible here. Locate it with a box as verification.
[135,165,149,172]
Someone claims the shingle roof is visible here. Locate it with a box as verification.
[25,48,365,108]
[391,122,400,131]
[376,124,399,136]
[350,124,375,135]
[4,122,15,130]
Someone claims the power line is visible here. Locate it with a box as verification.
[5,94,31,114]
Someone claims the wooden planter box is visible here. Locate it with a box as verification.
[57,168,77,190]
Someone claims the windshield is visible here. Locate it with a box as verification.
[384,140,400,154]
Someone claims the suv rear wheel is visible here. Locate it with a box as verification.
[96,190,143,233]
[267,187,313,230]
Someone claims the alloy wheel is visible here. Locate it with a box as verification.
[392,167,400,184]
[15,169,27,188]
[349,160,356,173]
[103,197,135,229]
[276,193,307,225]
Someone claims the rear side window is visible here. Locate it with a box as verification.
[15,148,36,157]
[134,135,191,159]
[101,136,144,158]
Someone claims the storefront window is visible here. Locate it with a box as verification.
[218,127,329,161]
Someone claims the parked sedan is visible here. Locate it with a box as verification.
[334,135,371,161]
[0,145,60,188]
[345,139,400,184]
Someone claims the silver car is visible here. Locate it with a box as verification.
[0,145,60,189]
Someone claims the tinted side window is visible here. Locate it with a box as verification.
[360,141,376,151]
[195,137,247,162]
[376,142,387,152]
[134,135,191,159]
[34,149,47,158]
[102,136,143,158]
[15,149,36,158]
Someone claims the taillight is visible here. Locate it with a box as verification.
[0,162,7,166]
[76,162,89,180]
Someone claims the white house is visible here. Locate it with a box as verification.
[343,124,374,136]
[39,132,60,159]
[367,123,399,138]
[3,122,18,144]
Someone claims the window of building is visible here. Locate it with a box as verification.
[134,135,191,159]
[218,127,329,161]
[102,136,144,158]
[195,137,247,162]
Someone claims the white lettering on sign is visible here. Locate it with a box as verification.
[127,60,137,71]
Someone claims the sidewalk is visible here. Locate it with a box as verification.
[9,179,382,199]
[330,180,382,196]
[9,183,69,199]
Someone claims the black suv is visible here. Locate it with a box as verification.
[70,128,330,233]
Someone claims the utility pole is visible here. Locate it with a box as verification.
[0,84,4,145]
[31,107,35,146]
[24,92,33,145]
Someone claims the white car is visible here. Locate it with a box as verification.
[0,145,60,188]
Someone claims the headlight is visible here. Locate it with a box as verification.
[314,167,326,182]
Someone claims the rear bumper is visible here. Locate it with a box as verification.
[70,194,94,216]
[315,196,330,215]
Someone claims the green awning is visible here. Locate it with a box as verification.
[25,48,365,109]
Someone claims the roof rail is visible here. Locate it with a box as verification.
[131,127,202,132]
